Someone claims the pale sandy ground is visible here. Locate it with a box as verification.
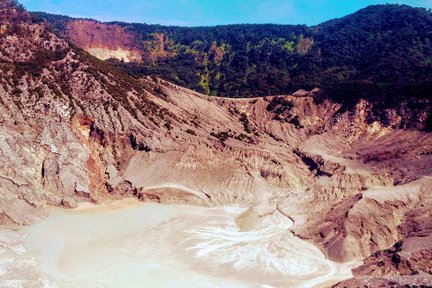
[1,199,359,288]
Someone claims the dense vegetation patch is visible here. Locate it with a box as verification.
[35,5,432,130]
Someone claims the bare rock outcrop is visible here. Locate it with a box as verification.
[66,20,142,62]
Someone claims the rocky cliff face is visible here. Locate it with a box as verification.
[39,17,171,63]
[1,1,431,286]
[65,20,143,63]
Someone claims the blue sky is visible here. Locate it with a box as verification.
[20,0,432,26]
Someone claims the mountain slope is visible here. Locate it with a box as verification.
[34,4,432,131]
[0,1,432,286]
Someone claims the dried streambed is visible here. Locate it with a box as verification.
[1,199,357,288]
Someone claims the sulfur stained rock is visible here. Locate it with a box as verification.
[61,197,77,209]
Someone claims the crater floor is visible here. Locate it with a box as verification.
[2,199,358,288]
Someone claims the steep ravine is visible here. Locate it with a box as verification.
[0,1,432,286]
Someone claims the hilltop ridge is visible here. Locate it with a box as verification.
[33,4,432,132]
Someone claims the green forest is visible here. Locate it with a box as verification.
[35,5,432,129]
